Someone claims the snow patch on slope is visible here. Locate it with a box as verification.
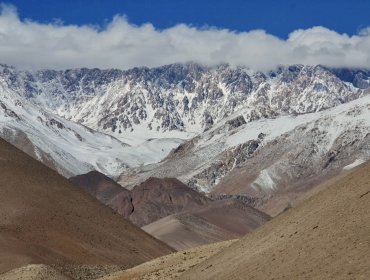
[343,159,366,170]
[251,169,278,192]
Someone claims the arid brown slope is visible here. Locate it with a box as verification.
[210,163,352,217]
[70,173,270,251]
[0,138,173,275]
[179,161,370,280]
[143,199,270,250]
[130,177,211,226]
[0,264,71,280]
[70,174,211,227]
[70,171,133,218]
[99,240,237,280]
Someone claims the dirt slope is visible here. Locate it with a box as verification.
[0,264,71,280]
[99,240,236,280]
[143,199,270,250]
[0,138,173,275]
[70,174,211,227]
[179,161,370,280]
[129,177,211,226]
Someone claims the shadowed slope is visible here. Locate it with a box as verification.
[70,172,270,251]
[70,171,133,218]
[69,174,211,227]
[130,177,211,226]
[0,138,173,275]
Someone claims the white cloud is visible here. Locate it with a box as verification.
[0,4,370,70]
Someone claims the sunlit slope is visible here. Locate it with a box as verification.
[180,161,370,279]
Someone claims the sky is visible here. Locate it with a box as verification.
[1,0,370,70]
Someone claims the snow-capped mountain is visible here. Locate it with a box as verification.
[2,63,367,143]
[119,94,370,192]
[0,63,369,188]
[0,66,184,177]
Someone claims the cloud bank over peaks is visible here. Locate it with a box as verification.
[0,4,369,71]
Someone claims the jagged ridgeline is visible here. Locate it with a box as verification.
[2,63,369,134]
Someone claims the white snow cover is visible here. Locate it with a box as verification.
[127,93,370,193]
[343,159,366,170]
[196,93,370,152]
[0,79,185,177]
[0,62,369,184]
[251,169,278,192]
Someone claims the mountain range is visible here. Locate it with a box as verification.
[2,62,369,214]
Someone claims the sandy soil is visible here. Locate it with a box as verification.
[0,264,71,280]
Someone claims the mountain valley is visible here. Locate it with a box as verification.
[1,62,370,279]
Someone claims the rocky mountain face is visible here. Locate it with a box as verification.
[1,64,367,141]
[0,64,184,177]
[119,94,370,215]
[0,62,370,214]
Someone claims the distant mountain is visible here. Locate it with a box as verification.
[2,63,367,139]
[1,62,369,214]
[122,93,370,215]
[0,63,186,177]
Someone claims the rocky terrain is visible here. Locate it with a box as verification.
[5,64,367,137]
[119,93,370,215]
[1,61,370,279]
[177,160,370,280]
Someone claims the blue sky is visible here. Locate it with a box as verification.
[1,1,370,70]
[6,0,370,38]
